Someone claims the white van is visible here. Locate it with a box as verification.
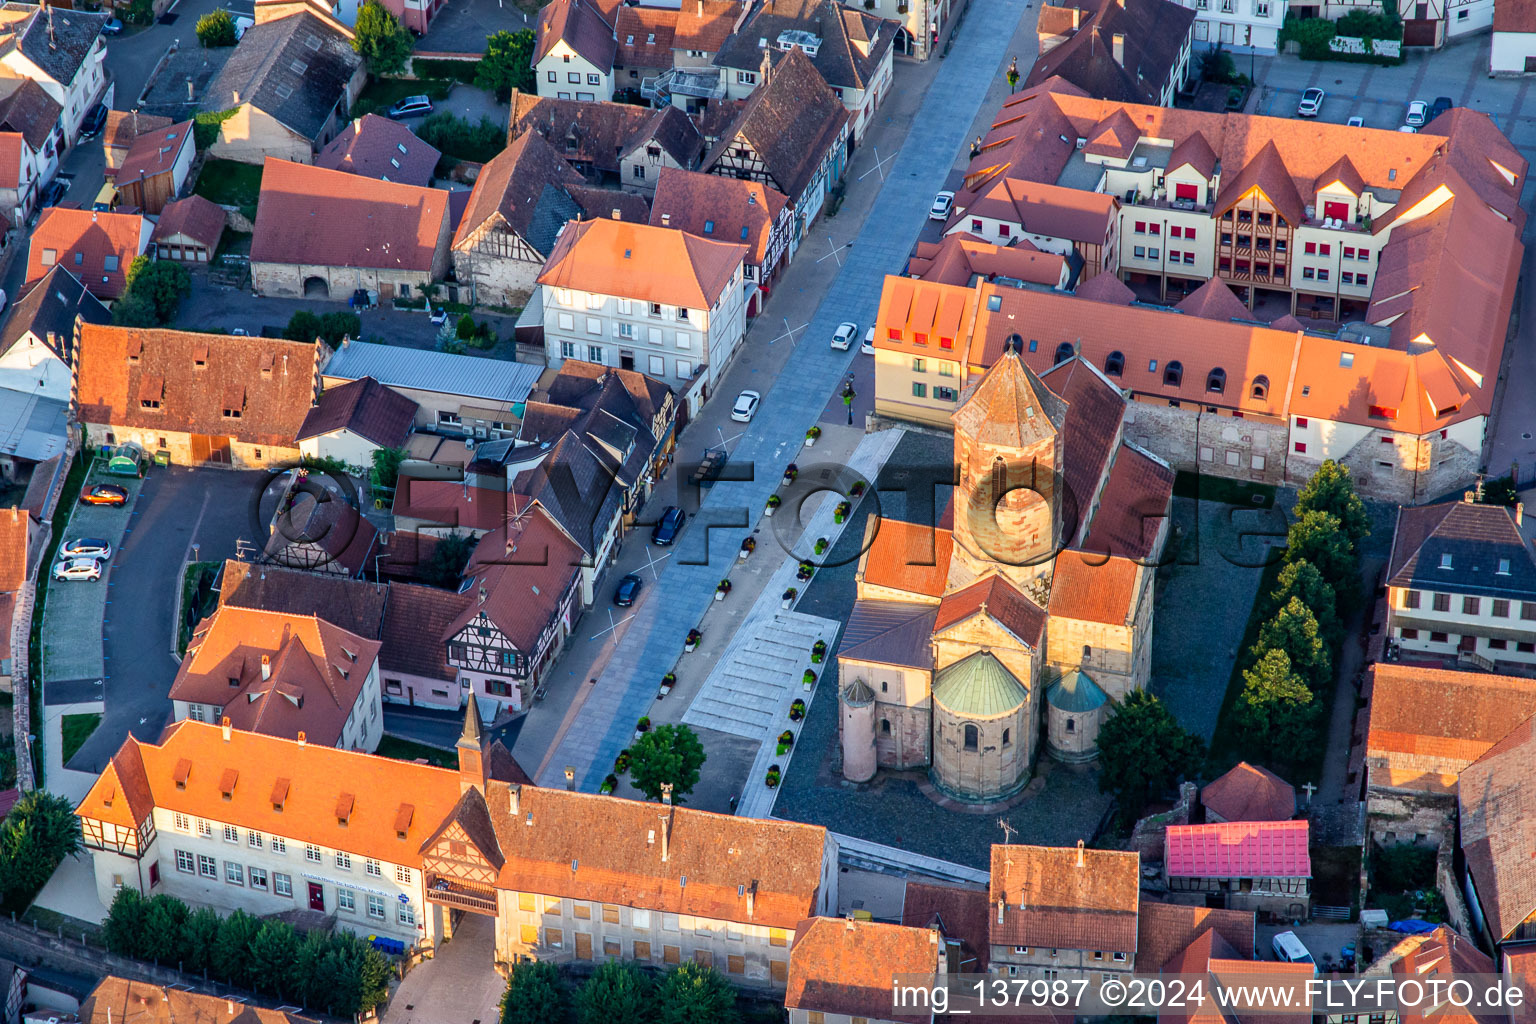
[1272,931,1315,964]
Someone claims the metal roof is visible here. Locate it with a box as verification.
[1046,669,1107,713]
[931,651,1027,718]
[321,342,542,405]
[0,386,67,462]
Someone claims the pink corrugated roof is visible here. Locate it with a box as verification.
[1165,820,1311,879]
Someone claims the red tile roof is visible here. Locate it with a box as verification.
[614,4,676,66]
[116,120,192,189]
[860,519,953,599]
[26,208,148,299]
[537,218,747,310]
[1164,820,1311,879]
[392,477,523,533]
[786,918,939,1024]
[316,114,440,188]
[150,195,226,250]
[251,157,449,273]
[534,0,617,69]
[0,506,27,596]
[1365,664,1536,785]
[674,0,737,51]
[1136,900,1254,973]
[935,573,1047,648]
[990,843,1140,952]
[1047,551,1139,625]
[453,507,585,653]
[1176,277,1253,322]
[1200,762,1295,823]
[75,325,322,448]
[955,176,1115,245]
[377,579,472,682]
[296,375,418,447]
[1457,715,1536,943]
[902,881,992,971]
[909,232,1067,288]
[1081,444,1174,562]
[0,134,20,190]
[648,167,787,270]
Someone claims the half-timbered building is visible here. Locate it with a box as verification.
[649,168,793,316]
[1164,820,1311,918]
[701,47,849,245]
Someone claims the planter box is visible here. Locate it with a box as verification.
[803,680,813,691]
[685,642,697,653]
[781,598,793,609]
[804,436,816,447]
[764,506,775,517]
[715,590,725,601]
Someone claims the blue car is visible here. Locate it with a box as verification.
[650,507,685,546]
[613,574,642,607]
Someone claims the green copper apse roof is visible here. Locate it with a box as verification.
[932,651,1027,717]
[1046,669,1108,713]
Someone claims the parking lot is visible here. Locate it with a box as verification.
[48,466,267,773]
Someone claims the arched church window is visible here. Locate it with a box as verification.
[881,681,888,693]
[963,724,979,751]
[1066,718,1076,734]
[1002,728,1011,747]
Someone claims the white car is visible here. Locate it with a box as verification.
[53,557,102,582]
[430,307,448,325]
[929,191,954,221]
[1405,99,1428,127]
[730,390,761,422]
[233,14,253,38]
[1346,115,1365,127]
[60,537,112,559]
[861,326,875,355]
[1398,125,1418,133]
[1297,87,1325,117]
[831,322,858,350]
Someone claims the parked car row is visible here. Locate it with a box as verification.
[52,536,114,583]
[1297,90,1455,132]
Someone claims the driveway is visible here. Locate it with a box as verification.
[382,913,502,1024]
[531,0,1037,792]
[59,467,269,773]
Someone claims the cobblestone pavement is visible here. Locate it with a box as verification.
[382,914,503,1024]
[770,431,1111,870]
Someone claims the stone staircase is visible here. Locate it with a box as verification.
[682,611,832,740]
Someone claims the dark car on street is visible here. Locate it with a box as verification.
[1428,96,1454,121]
[80,484,128,506]
[613,574,642,607]
[650,506,685,545]
[39,179,68,208]
[79,103,108,140]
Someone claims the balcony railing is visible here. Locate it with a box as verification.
[641,67,726,103]
[1126,192,1212,214]
[424,874,497,915]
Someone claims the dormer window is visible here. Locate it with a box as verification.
[1499,558,1511,574]
[1440,554,1453,569]
[271,777,290,812]
[1104,351,1124,376]
[1206,368,1226,394]
[1251,375,1269,400]
[1163,361,1183,387]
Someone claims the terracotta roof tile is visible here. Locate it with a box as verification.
[0,77,59,161]
[392,477,523,533]
[648,167,786,269]
[615,5,676,67]
[953,349,1067,449]
[511,93,702,179]
[251,158,449,273]
[1386,500,1536,598]
[1073,270,1136,304]
[1025,0,1194,106]
[1048,550,1139,625]
[989,843,1140,952]
[909,232,1066,288]
[1040,356,1125,516]
[452,131,583,254]
[1136,900,1254,973]
[297,375,418,447]
[103,110,172,155]
[83,977,318,1024]
[1200,762,1295,822]
[860,519,953,599]
[76,721,463,861]
[1166,129,1217,179]
[115,120,192,191]
[0,506,27,594]
[218,559,387,640]
[1458,716,1536,942]
[378,581,473,682]
[537,218,746,310]
[955,176,1115,245]
[1165,820,1311,879]
[534,0,617,69]
[674,0,738,51]
[786,918,939,1023]
[452,507,585,653]
[150,195,226,251]
[935,574,1047,647]
[317,114,440,188]
[902,881,993,971]
[1176,277,1254,322]
[1081,443,1174,562]
[75,324,322,448]
[26,208,148,299]
[1383,926,1498,1024]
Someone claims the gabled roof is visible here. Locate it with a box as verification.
[377,580,473,683]
[0,505,27,596]
[480,778,828,928]
[82,977,319,1024]
[534,0,616,71]
[252,158,449,273]
[511,432,622,557]
[0,265,110,361]
[1136,900,1255,973]
[1040,355,1125,519]
[908,232,1067,288]
[786,918,938,1024]
[450,507,585,653]
[261,487,379,576]
[104,110,173,158]
[1166,130,1217,180]
[649,167,787,269]
[1201,762,1295,823]
[837,598,936,669]
[1314,153,1365,197]
[955,176,1116,245]
[296,375,417,447]
[1381,925,1499,1024]
[219,558,388,641]
[5,4,109,87]
[902,881,992,971]
[25,208,148,300]
[1215,139,1306,228]
[934,574,1046,648]
[1080,443,1174,562]
[75,325,321,448]
[201,11,362,141]
[1048,550,1140,625]
[419,784,505,870]
[453,131,585,253]
[170,606,382,747]
[859,519,953,600]
[1024,0,1195,106]
[1366,663,1536,777]
[540,359,673,430]
[0,76,60,151]
[536,218,747,310]
[1164,820,1311,879]
[1176,277,1253,322]
[701,46,848,203]
[115,120,192,188]
[323,340,541,405]
[150,195,226,250]
[76,721,462,865]
[713,0,893,93]
[990,843,1140,952]
[615,4,676,67]
[317,114,440,188]
[675,0,738,51]
[1458,716,1536,943]
[1387,499,1536,599]
[1046,669,1106,712]
[511,93,703,179]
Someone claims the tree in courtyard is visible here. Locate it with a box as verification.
[1255,597,1332,691]
[0,789,83,911]
[352,1,413,76]
[628,723,707,803]
[181,906,223,974]
[1285,509,1358,601]
[112,257,190,328]
[283,310,324,342]
[475,29,536,101]
[1270,559,1341,646]
[1235,648,1322,763]
[576,961,655,1024]
[195,9,238,46]
[371,446,405,490]
[422,530,475,588]
[1294,460,1371,545]
[457,313,477,341]
[501,961,568,1024]
[655,963,740,1024]
[1095,689,1205,824]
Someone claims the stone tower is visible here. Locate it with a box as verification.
[948,345,1068,593]
[839,677,878,783]
[456,699,487,794]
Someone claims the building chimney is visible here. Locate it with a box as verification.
[1111,32,1124,65]
[611,208,621,220]
[745,880,756,917]
[697,0,702,12]
[661,212,670,226]
[1076,839,1085,867]
[232,88,242,104]
[996,898,1005,924]
[564,766,576,791]
[221,716,232,741]
[261,654,271,681]
[1071,6,1081,27]
[509,784,521,817]
[659,810,673,862]
[297,731,307,747]
[661,782,673,805]
[846,916,855,931]
[227,1002,234,1016]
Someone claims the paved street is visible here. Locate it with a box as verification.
[381,914,502,1024]
[51,468,266,773]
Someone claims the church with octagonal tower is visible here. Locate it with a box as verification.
[837,345,1176,801]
